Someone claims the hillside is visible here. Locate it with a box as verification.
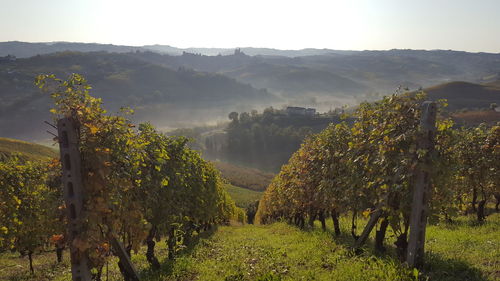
[2,45,500,141]
[126,49,500,110]
[451,110,500,126]
[425,81,500,110]
[0,41,341,58]
[0,52,276,140]
[221,63,368,99]
[224,184,263,208]
[205,108,343,172]
[0,137,57,161]
[0,41,144,58]
[6,43,500,110]
[214,161,274,191]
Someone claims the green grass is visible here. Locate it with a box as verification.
[1,214,498,281]
[0,137,57,161]
[424,216,500,280]
[224,184,263,208]
[168,223,414,281]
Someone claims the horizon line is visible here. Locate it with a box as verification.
[1,40,499,55]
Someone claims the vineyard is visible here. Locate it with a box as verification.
[0,74,499,281]
[0,74,245,280]
[256,91,499,262]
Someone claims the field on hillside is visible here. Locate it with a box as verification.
[1,214,498,281]
[224,184,263,208]
[214,161,274,191]
[452,110,500,126]
[0,137,57,161]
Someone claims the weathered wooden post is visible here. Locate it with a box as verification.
[57,117,93,281]
[58,117,140,281]
[406,101,437,268]
[353,208,382,249]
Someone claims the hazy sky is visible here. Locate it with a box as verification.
[1,0,499,52]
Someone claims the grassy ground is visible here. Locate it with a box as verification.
[224,184,263,208]
[1,214,498,281]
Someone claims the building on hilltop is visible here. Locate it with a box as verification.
[305,108,316,116]
[286,106,316,116]
[234,48,245,56]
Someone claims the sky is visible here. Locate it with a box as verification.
[1,0,499,52]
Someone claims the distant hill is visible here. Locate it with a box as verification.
[213,161,274,191]
[224,184,263,209]
[221,63,368,97]
[451,110,500,126]
[485,78,500,88]
[0,51,276,140]
[425,81,500,110]
[0,41,143,58]
[0,41,352,58]
[0,137,57,161]
[126,49,500,104]
[2,43,500,141]
[4,42,500,92]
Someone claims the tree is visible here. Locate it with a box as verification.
[228,112,239,122]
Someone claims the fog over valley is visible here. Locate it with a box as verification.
[1,43,499,143]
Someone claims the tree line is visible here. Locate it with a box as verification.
[204,108,342,172]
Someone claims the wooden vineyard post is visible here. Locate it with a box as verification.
[406,101,437,268]
[58,118,140,281]
[353,208,382,249]
[108,232,140,281]
[57,118,92,281]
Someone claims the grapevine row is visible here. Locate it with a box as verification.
[255,92,499,255]
[0,74,245,278]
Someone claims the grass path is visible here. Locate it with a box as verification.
[165,213,499,281]
[167,223,414,281]
[1,214,498,281]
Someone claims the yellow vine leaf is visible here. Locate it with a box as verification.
[362,209,371,218]
[84,123,99,135]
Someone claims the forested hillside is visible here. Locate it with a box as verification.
[125,48,500,102]
[0,52,275,140]
[169,108,345,172]
[2,46,500,142]
[114,49,500,111]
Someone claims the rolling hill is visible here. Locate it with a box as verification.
[0,51,277,141]
[224,184,263,209]
[425,81,500,110]
[0,41,356,58]
[213,161,274,191]
[221,62,368,97]
[451,110,500,126]
[0,137,57,161]
[2,43,500,141]
[7,43,497,106]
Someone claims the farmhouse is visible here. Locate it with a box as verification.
[286,106,316,116]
